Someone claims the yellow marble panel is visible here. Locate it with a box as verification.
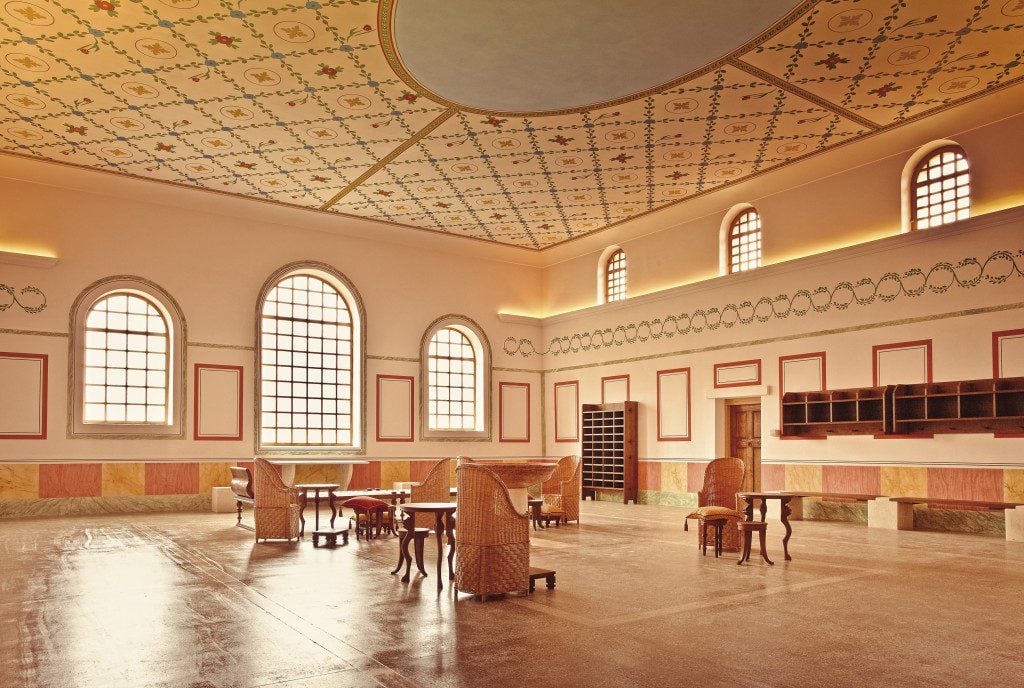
[293,464,339,485]
[0,463,39,500]
[380,460,410,490]
[101,463,145,496]
[785,464,823,493]
[881,466,928,497]
[199,462,233,494]
[1004,469,1024,503]
[661,462,687,494]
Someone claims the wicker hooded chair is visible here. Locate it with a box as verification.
[541,455,582,525]
[454,462,530,600]
[409,458,452,530]
[683,457,746,553]
[253,458,302,542]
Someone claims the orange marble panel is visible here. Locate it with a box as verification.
[145,463,200,495]
[348,461,382,490]
[761,464,785,492]
[39,463,101,498]
[409,460,437,483]
[639,461,661,491]
[687,462,707,492]
[927,467,1004,503]
[102,463,145,496]
[0,463,40,500]
[821,465,881,496]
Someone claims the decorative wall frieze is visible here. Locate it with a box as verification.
[0,284,47,314]
[504,248,1024,358]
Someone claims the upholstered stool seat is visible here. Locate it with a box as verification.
[342,496,392,540]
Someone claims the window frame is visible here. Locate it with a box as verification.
[727,207,762,274]
[908,144,970,232]
[69,276,186,438]
[419,315,491,441]
[597,245,627,305]
[255,262,366,456]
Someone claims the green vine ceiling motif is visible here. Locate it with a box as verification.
[502,248,1024,358]
[0,284,47,314]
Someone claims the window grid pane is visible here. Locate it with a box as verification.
[606,250,627,303]
[729,209,762,274]
[260,275,354,447]
[911,147,970,231]
[428,327,478,431]
[83,293,169,424]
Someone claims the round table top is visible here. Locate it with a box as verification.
[295,483,341,490]
[401,502,457,512]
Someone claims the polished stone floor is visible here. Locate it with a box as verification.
[2,501,1023,688]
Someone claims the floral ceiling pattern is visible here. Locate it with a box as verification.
[1,0,1022,249]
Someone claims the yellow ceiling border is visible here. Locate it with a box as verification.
[377,0,820,118]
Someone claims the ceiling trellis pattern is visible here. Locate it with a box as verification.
[1,0,1022,249]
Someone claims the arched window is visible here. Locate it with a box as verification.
[909,145,970,231]
[420,315,491,439]
[605,249,627,303]
[70,277,185,437]
[257,263,365,452]
[727,208,762,274]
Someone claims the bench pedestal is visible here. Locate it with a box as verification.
[211,487,236,513]
[1007,506,1024,542]
[868,497,915,530]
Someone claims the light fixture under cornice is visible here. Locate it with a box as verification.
[0,250,59,269]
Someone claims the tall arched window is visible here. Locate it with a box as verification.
[605,249,627,303]
[420,315,491,439]
[909,145,970,231]
[70,276,186,438]
[257,263,365,453]
[727,208,762,274]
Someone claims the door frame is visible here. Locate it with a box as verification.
[723,396,761,491]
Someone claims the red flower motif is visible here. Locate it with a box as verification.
[436,202,451,208]
[209,32,240,48]
[155,143,174,152]
[79,48,90,54]
[667,171,687,180]
[237,161,255,169]
[363,24,372,31]
[549,135,573,145]
[401,90,418,103]
[611,153,633,163]
[66,124,87,135]
[319,64,339,78]
[868,82,900,98]
[375,190,393,196]
[95,0,115,10]
[482,117,506,128]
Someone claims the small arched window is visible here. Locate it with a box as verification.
[70,276,186,438]
[257,263,365,453]
[605,249,627,303]
[728,208,762,274]
[909,145,970,231]
[420,316,491,439]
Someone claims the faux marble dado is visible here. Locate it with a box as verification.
[37,464,100,499]
[661,462,687,494]
[380,460,411,490]
[0,464,39,500]
[821,465,881,496]
[101,463,145,497]
[199,462,234,494]
[761,464,786,492]
[638,490,697,508]
[638,462,662,492]
[927,467,1005,503]
[1006,469,1024,503]
[786,464,823,493]
[145,463,200,496]
[881,466,928,497]
[0,494,211,519]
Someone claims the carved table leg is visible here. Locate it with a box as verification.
[392,511,411,576]
[758,498,768,522]
[759,527,774,565]
[446,514,455,580]
[298,490,308,536]
[312,491,322,532]
[328,491,337,529]
[781,497,794,561]
[434,512,445,591]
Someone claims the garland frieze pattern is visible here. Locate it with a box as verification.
[0,1,1022,248]
[502,248,1024,358]
[0,284,47,313]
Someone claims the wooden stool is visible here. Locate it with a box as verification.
[701,517,730,558]
[312,529,349,548]
[528,567,556,592]
[737,521,774,566]
[392,527,430,580]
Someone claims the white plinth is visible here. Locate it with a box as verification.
[1006,506,1024,542]
[393,481,416,491]
[211,486,236,513]
[868,497,915,530]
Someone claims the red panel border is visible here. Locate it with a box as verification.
[553,380,579,443]
[498,381,531,443]
[193,364,244,441]
[0,351,48,440]
[375,374,415,442]
[992,328,1024,378]
[993,328,1024,438]
[600,374,630,404]
[713,359,762,388]
[657,368,691,441]
[778,352,826,441]
[872,339,933,386]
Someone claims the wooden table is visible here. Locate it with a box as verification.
[295,483,340,535]
[528,498,544,531]
[737,491,799,561]
[394,502,456,591]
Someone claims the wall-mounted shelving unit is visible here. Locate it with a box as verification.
[782,386,892,437]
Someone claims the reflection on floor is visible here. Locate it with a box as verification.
[2,501,1022,687]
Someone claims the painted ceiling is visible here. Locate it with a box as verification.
[0,0,1022,250]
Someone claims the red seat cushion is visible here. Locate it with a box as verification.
[342,496,388,511]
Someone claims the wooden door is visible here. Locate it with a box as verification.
[729,403,761,491]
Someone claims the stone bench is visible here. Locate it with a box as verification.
[868,496,1023,540]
